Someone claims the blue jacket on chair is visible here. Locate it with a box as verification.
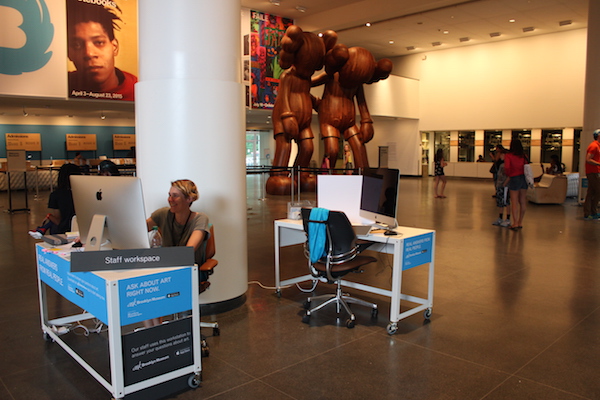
[308,208,329,263]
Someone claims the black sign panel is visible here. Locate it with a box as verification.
[122,317,194,386]
[70,246,194,272]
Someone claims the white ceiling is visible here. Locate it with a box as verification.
[0,0,589,126]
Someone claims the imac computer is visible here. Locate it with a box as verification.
[70,175,150,250]
[359,168,400,230]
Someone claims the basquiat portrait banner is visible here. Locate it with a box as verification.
[250,10,293,110]
[66,0,138,101]
[0,0,138,101]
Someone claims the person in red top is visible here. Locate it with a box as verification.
[503,139,528,230]
[583,129,600,219]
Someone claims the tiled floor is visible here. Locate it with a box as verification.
[1,175,599,399]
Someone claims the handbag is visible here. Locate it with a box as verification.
[524,163,534,188]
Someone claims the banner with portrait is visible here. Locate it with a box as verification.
[66,0,138,101]
[250,10,293,110]
[0,0,138,101]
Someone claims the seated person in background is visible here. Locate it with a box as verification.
[545,155,564,175]
[144,180,209,327]
[30,164,81,238]
[477,155,485,162]
[98,160,120,176]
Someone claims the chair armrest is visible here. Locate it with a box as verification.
[199,259,218,272]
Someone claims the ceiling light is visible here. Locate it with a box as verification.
[295,6,306,12]
[509,19,516,23]
[489,32,501,38]
[22,107,28,117]
[365,22,371,27]
[406,46,415,51]
[559,20,572,26]
[522,26,535,32]
[459,37,470,42]
[100,112,106,120]
[269,0,280,5]
[389,40,394,44]
[432,41,442,47]
[443,30,449,34]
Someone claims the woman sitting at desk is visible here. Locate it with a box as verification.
[144,179,209,327]
[146,179,209,262]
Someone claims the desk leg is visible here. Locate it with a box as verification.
[106,281,125,399]
[274,225,281,296]
[387,241,403,335]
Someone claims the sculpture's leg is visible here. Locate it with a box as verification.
[266,133,293,195]
[345,126,369,170]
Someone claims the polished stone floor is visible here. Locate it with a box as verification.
[1,175,599,400]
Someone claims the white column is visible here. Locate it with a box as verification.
[136,0,247,305]
[581,0,600,203]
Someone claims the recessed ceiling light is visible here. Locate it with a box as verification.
[365,22,371,27]
[459,37,470,42]
[389,40,394,44]
[559,20,572,26]
[522,26,534,32]
[509,19,516,23]
[295,6,306,12]
[406,46,415,51]
[443,30,449,34]
[269,0,280,5]
[490,32,501,38]
[432,41,442,47]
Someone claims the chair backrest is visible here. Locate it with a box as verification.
[301,208,358,262]
[202,225,216,263]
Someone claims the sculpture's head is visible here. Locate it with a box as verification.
[324,45,393,87]
[279,25,333,79]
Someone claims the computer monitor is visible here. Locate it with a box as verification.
[70,175,150,250]
[359,168,400,229]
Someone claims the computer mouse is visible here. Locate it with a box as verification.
[384,230,398,236]
[72,241,83,248]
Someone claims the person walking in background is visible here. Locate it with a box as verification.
[583,129,600,220]
[504,139,528,230]
[434,148,447,198]
[492,147,511,227]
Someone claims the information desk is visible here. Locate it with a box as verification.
[274,219,435,334]
[35,244,202,399]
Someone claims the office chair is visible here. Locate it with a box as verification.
[300,208,378,328]
[198,225,220,357]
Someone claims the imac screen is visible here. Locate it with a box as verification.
[359,168,400,228]
[70,175,150,250]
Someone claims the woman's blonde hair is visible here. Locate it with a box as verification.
[171,179,199,203]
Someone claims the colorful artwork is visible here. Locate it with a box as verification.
[250,10,293,110]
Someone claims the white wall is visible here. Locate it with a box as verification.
[394,29,587,131]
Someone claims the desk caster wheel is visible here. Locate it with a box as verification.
[188,373,202,388]
[386,322,398,335]
[424,308,432,320]
[302,313,310,324]
[346,319,355,329]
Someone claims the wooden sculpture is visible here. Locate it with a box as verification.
[266,26,336,195]
[313,45,393,170]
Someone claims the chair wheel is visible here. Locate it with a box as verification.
[371,308,378,319]
[302,313,310,324]
[213,327,220,336]
[346,319,355,329]
[303,300,311,309]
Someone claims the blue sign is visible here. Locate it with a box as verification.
[37,246,109,324]
[402,232,434,270]
[119,268,193,325]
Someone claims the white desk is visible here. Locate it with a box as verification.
[274,219,435,334]
[35,244,202,399]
